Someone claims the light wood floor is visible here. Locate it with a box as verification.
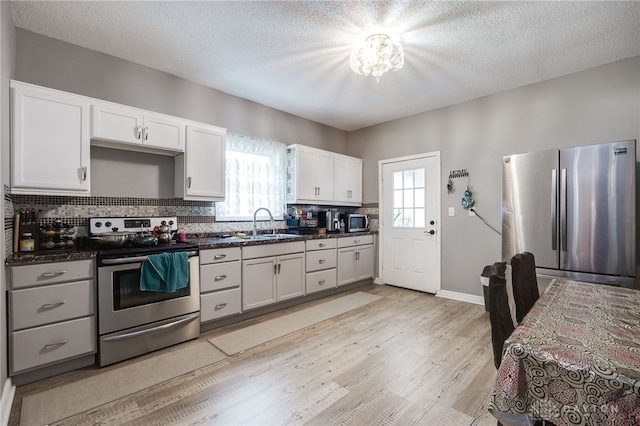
[9,284,498,425]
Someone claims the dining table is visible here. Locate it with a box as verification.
[488,278,640,426]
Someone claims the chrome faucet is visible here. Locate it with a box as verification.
[253,207,275,236]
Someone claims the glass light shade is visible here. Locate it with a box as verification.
[350,33,404,82]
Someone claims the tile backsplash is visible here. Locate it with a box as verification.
[3,187,378,255]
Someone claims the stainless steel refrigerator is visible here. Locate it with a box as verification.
[502,139,636,289]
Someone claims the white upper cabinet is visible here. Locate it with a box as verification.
[91,102,185,154]
[11,81,90,196]
[333,154,362,206]
[287,144,335,203]
[287,144,362,206]
[175,124,226,201]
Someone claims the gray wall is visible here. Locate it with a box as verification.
[0,0,15,405]
[348,56,640,297]
[14,29,349,197]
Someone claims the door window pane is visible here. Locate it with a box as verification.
[392,167,426,228]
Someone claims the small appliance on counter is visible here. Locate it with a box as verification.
[318,210,342,232]
[345,213,370,232]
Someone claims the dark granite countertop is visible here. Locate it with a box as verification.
[5,231,377,266]
[5,249,97,266]
[194,231,376,250]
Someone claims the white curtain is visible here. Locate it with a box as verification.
[215,132,287,221]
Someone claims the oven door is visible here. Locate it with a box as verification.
[98,255,200,335]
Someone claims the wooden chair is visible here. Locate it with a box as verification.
[488,261,515,369]
[510,252,539,324]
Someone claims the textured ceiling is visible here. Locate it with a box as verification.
[10,1,640,131]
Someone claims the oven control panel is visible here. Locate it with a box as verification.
[89,216,178,234]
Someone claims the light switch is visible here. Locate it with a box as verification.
[448,207,455,217]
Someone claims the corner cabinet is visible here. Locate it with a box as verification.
[175,124,226,201]
[11,81,90,196]
[286,144,335,203]
[333,154,362,205]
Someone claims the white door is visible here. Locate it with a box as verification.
[184,125,226,200]
[380,153,440,294]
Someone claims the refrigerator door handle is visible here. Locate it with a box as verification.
[560,168,567,252]
[551,169,557,251]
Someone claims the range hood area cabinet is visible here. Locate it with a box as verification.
[174,124,226,201]
[286,144,362,207]
[9,80,226,200]
[90,102,185,154]
[11,81,91,196]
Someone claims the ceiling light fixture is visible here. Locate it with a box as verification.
[350,33,404,82]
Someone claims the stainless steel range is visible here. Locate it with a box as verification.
[90,216,200,366]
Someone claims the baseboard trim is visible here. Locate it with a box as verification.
[436,289,484,306]
[0,378,15,426]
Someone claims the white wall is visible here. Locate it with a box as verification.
[348,56,640,297]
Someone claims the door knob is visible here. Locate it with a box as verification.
[425,230,436,235]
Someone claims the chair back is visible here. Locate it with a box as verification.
[510,252,539,324]
[488,261,514,369]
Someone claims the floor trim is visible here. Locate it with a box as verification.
[437,289,484,306]
[0,378,15,426]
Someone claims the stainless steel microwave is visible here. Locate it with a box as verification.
[345,214,369,232]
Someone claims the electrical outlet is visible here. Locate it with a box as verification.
[448,207,455,217]
[469,208,476,216]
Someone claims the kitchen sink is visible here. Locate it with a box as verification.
[250,233,302,240]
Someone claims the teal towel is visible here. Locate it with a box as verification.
[140,252,189,292]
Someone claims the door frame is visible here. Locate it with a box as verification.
[378,151,442,293]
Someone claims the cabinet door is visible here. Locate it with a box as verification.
[183,124,226,200]
[346,157,363,204]
[276,253,305,301]
[91,103,144,145]
[315,150,334,201]
[242,257,277,310]
[12,83,90,195]
[334,155,362,205]
[337,247,356,286]
[295,146,334,202]
[143,113,185,152]
[356,245,374,281]
[297,147,320,200]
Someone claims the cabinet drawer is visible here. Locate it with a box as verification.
[10,280,95,330]
[200,261,241,292]
[11,316,96,374]
[337,234,373,248]
[306,269,337,294]
[306,238,337,251]
[200,247,241,264]
[201,288,241,322]
[305,249,337,272]
[242,241,304,259]
[10,259,94,289]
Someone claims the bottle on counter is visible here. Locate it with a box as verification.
[19,233,35,252]
[339,219,345,233]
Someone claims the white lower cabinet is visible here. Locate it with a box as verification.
[242,241,305,310]
[337,235,374,286]
[8,259,96,375]
[200,247,242,323]
[305,238,337,294]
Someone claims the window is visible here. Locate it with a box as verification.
[392,168,425,228]
[215,133,287,221]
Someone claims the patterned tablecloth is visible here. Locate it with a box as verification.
[489,278,640,426]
